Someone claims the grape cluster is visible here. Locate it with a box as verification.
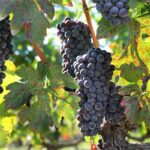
[74,48,115,136]
[0,17,13,93]
[106,84,125,125]
[57,17,93,77]
[92,0,130,25]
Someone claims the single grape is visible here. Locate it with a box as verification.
[110,7,119,17]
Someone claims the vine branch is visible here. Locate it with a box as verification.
[82,0,99,48]
[32,43,47,64]
[42,136,83,150]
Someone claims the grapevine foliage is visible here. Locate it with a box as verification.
[0,0,150,149]
[4,62,78,132]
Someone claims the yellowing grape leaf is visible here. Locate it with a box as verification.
[0,126,8,147]
[0,117,17,134]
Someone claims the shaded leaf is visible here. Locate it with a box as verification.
[19,95,53,132]
[62,74,78,89]
[0,103,13,117]
[37,0,55,19]
[5,82,31,109]
[0,0,52,45]
[97,18,128,39]
[119,84,141,95]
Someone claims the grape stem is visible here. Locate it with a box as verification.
[82,0,99,48]
[32,43,47,64]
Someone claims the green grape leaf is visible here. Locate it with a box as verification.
[37,0,55,19]
[47,64,78,89]
[120,63,143,82]
[4,82,31,109]
[61,74,78,89]
[47,65,64,81]
[52,112,62,128]
[19,95,53,132]
[16,66,39,82]
[5,63,78,132]
[97,18,127,39]
[37,62,49,79]
[0,0,53,45]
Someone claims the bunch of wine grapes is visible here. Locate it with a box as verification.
[0,17,13,93]
[105,84,125,125]
[57,17,93,77]
[92,0,130,25]
[74,48,115,136]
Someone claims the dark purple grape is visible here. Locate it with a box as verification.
[116,2,124,8]
[104,2,113,11]
[89,122,96,130]
[84,80,92,88]
[110,7,119,17]
[87,70,94,77]
[84,103,93,111]
[87,98,96,105]
[91,116,98,122]
[94,102,103,111]
[83,54,90,61]
[89,87,96,93]
[119,8,128,17]
[87,63,95,70]
[80,69,87,76]
[97,54,105,62]
[83,113,91,121]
